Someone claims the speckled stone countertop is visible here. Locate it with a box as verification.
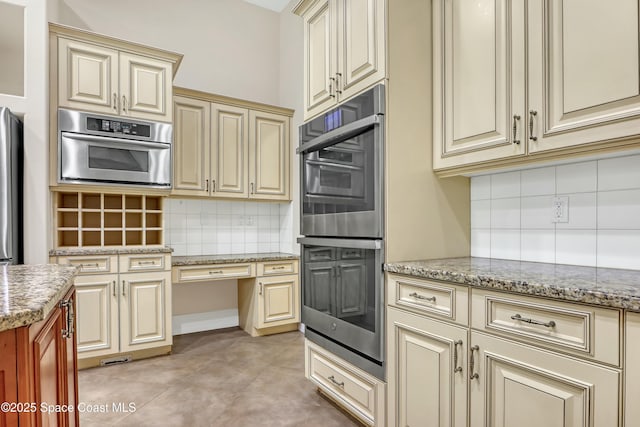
[172,252,299,266]
[0,264,79,332]
[49,246,173,257]
[385,257,640,311]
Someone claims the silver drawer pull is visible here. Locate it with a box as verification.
[453,340,463,373]
[272,266,286,270]
[409,292,436,303]
[511,313,556,328]
[209,270,224,275]
[138,261,157,265]
[80,263,99,268]
[327,375,344,388]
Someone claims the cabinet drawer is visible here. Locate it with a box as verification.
[121,254,170,273]
[173,263,255,283]
[257,260,298,276]
[471,289,621,366]
[57,255,117,274]
[387,274,469,326]
[305,340,384,426]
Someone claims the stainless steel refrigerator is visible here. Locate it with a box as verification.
[0,107,23,265]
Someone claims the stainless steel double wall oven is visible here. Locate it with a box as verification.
[298,85,385,379]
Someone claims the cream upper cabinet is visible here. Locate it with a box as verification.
[58,38,119,115]
[119,52,172,122]
[172,96,210,196]
[211,103,249,198]
[171,88,293,201]
[527,0,640,154]
[295,0,386,121]
[433,0,640,173]
[387,306,467,427]
[52,25,181,124]
[249,110,290,200]
[433,0,526,170]
[120,271,171,352]
[470,332,620,427]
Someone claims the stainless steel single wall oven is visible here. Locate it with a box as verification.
[298,85,385,379]
[58,108,172,188]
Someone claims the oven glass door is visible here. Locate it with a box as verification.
[60,132,171,186]
[300,238,384,362]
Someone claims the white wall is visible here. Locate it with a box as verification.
[55,0,282,105]
[471,154,640,270]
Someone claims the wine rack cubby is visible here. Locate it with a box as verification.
[54,192,164,248]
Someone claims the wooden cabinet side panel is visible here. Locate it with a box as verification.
[0,330,18,427]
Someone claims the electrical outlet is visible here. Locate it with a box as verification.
[246,215,254,226]
[551,196,569,223]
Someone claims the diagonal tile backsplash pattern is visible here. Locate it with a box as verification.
[471,154,640,270]
[165,198,294,256]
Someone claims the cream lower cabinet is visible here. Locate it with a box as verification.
[625,312,640,427]
[387,306,467,427]
[172,89,292,201]
[470,332,620,427]
[54,253,172,365]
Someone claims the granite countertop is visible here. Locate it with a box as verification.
[172,252,299,266]
[49,246,173,256]
[384,257,640,311]
[0,264,79,332]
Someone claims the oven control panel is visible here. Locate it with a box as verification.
[86,117,151,137]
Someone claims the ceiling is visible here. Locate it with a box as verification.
[243,0,290,13]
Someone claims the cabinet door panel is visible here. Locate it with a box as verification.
[58,38,118,114]
[304,0,337,119]
[387,307,468,427]
[0,330,18,427]
[120,52,172,122]
[211,103,249,198]
[470,332,620,427]
[75,275,118,358]
[257,275,299,328]
[337,0,385,101]
[120,272,171,352]
[173,96,210,196]
[249,110,290,200]
[433,0,526,169]
[528,0,640,153]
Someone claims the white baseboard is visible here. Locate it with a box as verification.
[172,309,239,335]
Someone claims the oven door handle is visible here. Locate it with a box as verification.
[297,237,382,250]
[296,114,381,155]
[61,132,171,150]
[304,159,363,171]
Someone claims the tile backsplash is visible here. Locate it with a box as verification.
[165,198,294,256]
[471,154,640,270]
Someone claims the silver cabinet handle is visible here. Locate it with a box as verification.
[328,375,344,388]
[529,110,538,141]
[512,114,521,144]
[122,95,128,113]
[59,298,74,339]
[250,182,255,195]
[511,313,556,328]
[212,179,216,192]
[112,280,116,297]
[209,270,224,275]
[329,77,336,98]
[80,263,99,268]
[409,292,436,303]
[205,179,209,192]
[259,282,263,295]
[138,260,157,265]
[335,72,342,95]
[113,93,118,111]
[272,266,286,270]
[122,280,126,296]
[453,340,463,373]
[470,345,479,380]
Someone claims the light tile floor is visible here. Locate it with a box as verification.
[78,328,361,426]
